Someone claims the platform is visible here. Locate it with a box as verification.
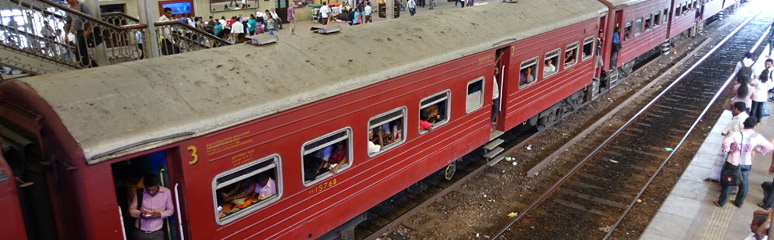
[640,47,774,239]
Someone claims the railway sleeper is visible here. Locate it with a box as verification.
[557,188,628,210]
[565,181,631,200]
[551,198,610,217]
[575,171,648,191]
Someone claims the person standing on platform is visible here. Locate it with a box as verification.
[750,59,774,123]
[768,22,774,57]
[407,0,416,16]
[320,2,331,25]
[714,117,774,208]
[287,2,296,35]
[364,3,372,23]
[129,174,174,240]
[705,102,748,183]
[735,52,755,84]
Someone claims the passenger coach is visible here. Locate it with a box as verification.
[0,0,728,238]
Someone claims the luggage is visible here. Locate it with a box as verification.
[762,177,774,208]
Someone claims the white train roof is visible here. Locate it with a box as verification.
[606,0,650,8]
[18,0,606,164]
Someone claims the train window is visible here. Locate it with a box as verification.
[519,57,537,89]
[693,0,697,9]
[419,90,451,134]
[654,11,661,27]
[368,107,406,156]
[682,3,688,15]
[623,21,632,41]
[675,4,680,18]
[302,128,352,185]
[466,77,484,113]
[564,42,578,68]
[644,14,652,31]
[543,49,560,78]
[664,9,669,24]
[634,18,642,36]
[582,36,594,61]
[213,154,281,225]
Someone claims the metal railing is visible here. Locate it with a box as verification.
[101,12,139,26]
[0,0,231,74]
[153,20,231,56]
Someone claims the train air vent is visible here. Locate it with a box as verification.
[310,26,342,35]
[246,34,279,46]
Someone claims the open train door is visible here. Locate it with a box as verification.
[492,46,510,133]
[0,139,28,240]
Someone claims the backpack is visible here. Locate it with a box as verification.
[738,60,752,83]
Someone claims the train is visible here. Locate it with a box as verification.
[0,0,734,239]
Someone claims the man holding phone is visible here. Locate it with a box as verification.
[129,174,174,240]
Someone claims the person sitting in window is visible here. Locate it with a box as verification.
[624,29,631,40]
[420,111,434,131]
[368,127,384,154]
[315,145,333,176]
[543,59,556,75]
[219,177,256,203]
[519,67,534,84]
[391,120,403,141]
[565,50,576,65]
[254,174,277,201]
[327,142,348,174]
[644,21,651,31]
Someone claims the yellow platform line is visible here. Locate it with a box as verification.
[701,205,734,240]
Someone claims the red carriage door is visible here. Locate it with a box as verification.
[492,46,510,131]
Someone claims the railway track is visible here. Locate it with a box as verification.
[492,10,772,240]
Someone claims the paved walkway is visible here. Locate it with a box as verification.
[640,47,774,240]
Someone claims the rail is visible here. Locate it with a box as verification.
[101,12,139,26]
[491,12,763,239]
[152,20,231,56]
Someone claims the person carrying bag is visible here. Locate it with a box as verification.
[715,117,774,208]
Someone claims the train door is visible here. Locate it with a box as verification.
[111,149,185,240]
[492,47,510,132]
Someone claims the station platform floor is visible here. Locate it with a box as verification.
[640,48,774,239]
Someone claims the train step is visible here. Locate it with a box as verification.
[483,147,503,159]
[483,139,504,152]
[486,153,507,166]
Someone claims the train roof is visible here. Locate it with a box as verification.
[607,0,649,8]
[16,0,606,164]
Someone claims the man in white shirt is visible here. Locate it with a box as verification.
[407,0,416,16]
[319,2,331,25]
[367,127,384,154]
[734,52,755,83]
[270,8,282,30]
[714,117,774,208]
[158,7,179,55]
[544,59,556,75]
[219,16,228,29]
[706,102,749,183]
[364,3,372,23]
[230,17,244,43]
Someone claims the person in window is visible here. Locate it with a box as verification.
[420,111,434,131]
[368,127,384,154]
[543,59,556,75]
[219,177,256,203]
[644,21,651,31]
[254,174,277,200]
[519,67,534,84]
[315,145,333,175]
[565,50,576,65]
[327,142,348,174]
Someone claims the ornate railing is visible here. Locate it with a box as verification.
[153,21,231,56]
[102,12,140,26]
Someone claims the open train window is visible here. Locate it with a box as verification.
[519,57,537,89]
[301,128,352,185]
[623,21,632,41]
[582,36,594,61]
[644,14,652,31]
[654,11,661,27]
[693,0,698,9]
[564,42,578,68]
[664,9,669,24]
[419,90,450,134]
[634,18,642,36]
[675,4,680,18]
[543,49,559,78]
[368,107,406,157]
[682,3,688,15]
[213,154,280,225]
[466,78,484,113]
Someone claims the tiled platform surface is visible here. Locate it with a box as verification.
[639,48,774,239]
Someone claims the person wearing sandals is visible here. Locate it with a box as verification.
[714,117,774,208]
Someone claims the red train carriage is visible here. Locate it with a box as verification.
[607,0,672,70]
[668,0,701,39]
[701,0,727,21]
[0,0,607,239]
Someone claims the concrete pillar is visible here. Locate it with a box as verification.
[387,0,394,19]
[138,0,160,58]
[82,0,108,66]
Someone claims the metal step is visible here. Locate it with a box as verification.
[487,153,507,166]
[483,147,503,159]
[483,139,504,151]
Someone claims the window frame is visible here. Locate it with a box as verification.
[367,107,407,157]
[644,14,652,31]
[519,57,539,89]
[563,42,579,68]
[664,9,669,24]
[634,17,643,36]
[419,90,451,134]
[543,48,560,78]
[654,11,661,27]
[300,127,353,186]
[675,4,680,18]
[212,154,282,225]
[465,77,485,113]
[581,36,594,61]
[623,21,632,41]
